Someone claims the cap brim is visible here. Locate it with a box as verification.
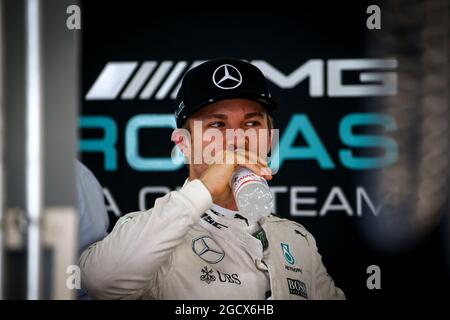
[188,91,277,118]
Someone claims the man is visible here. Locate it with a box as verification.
[75,159,110,299]
[75,159,110,255]
[79,58,345,300]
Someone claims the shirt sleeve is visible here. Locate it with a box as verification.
[78,179,213,299]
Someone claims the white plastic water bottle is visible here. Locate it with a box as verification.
[229,167,274,223]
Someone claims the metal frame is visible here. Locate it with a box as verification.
[25,0,44,300]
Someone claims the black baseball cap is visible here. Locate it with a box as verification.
[173,58,277,128]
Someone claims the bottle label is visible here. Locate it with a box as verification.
[230,169,266,199]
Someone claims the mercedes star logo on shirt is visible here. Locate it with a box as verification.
[192,235,225,264]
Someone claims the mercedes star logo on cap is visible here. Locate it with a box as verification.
[212,64,242,90]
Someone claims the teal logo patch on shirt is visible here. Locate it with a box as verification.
[281,243,295,265]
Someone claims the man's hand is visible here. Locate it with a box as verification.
[199,149,272,204]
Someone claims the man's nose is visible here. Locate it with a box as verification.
[224,128,250,150]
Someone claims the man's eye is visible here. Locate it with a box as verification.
[208,122,224,128]
[245,121,261,127]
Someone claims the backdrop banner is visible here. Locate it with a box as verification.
[80,1,449,299]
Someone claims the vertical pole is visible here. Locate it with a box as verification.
[25,0,43,300]
[0,0,5,301]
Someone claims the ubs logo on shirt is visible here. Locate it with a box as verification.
[200,266,241,285]
[200,266,216,284]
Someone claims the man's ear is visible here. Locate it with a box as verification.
[171,128,192,160]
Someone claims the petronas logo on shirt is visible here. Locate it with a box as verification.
[200,266,216,284]
[281,243,295,265]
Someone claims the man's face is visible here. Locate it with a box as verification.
[178,98,272,179]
